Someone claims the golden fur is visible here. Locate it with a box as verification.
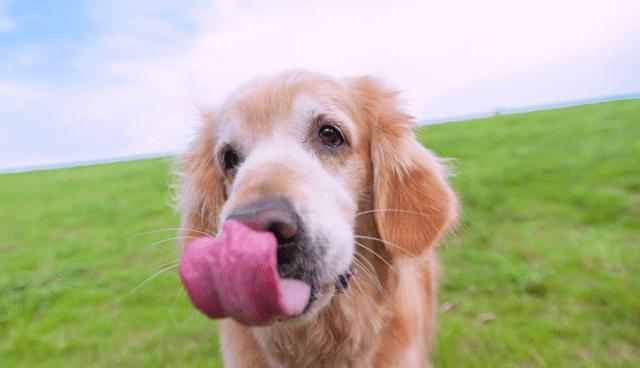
[177,71,458,367]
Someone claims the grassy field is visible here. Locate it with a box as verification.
[1,99,639,367]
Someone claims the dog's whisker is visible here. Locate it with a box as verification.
[353,252,379,281]
[146,259,180,273]
[349,272,365,297]
[354,236,430,281]
[349,274,377,307]
[137,235,199,254]
[348,266,380,306]
[354,241,396,274]
[351,256,384,293]
[132,264,180,292]
[354,234,417,258]
[352,262,384,296]
[170,286,186,319]
[352,251,375,275]
[354,208,432,219]
[131,227,213,238]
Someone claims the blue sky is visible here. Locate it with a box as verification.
[1,0,639,170]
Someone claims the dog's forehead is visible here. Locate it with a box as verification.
[215,73,355,147]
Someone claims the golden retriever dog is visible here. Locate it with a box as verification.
[177,70,458,367]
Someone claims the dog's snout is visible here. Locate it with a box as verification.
[227,197,299,244]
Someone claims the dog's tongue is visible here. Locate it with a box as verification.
[179,220,311,325]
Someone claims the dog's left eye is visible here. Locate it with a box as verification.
[318,125,344,148]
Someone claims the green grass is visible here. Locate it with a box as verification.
[1,99,639,367]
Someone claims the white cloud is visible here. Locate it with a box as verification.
[1,0,640,168]
[102,0,640,119]
[182,0,640,114]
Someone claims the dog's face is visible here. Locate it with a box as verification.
[179,70,457,322]
[214,74,367,314]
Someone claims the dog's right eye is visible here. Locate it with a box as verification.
[223,149,241,174]
[318,125,345,148]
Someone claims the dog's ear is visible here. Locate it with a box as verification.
[176,111,225,244]
[351,77,458,257]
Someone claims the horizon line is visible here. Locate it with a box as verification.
[418,91,640,124]
[2,91,638,174]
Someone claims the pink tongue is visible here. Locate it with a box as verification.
[179,220,311,325]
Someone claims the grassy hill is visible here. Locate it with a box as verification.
[1,99,639,367]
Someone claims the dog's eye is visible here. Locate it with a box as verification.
[223,149,241,173]
[318,125,344,148]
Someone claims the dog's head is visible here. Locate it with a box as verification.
[178,70,457,321]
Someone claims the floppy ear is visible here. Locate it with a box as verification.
[176,111,226,244]
[352,77,458,257]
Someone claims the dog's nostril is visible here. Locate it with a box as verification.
[227,197,299,246]
[267,219,297,245]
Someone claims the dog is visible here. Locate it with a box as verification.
[177,70,458,367]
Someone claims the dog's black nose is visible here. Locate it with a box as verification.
[227,197,299,245]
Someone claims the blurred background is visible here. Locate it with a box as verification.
[1,1,639,367]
